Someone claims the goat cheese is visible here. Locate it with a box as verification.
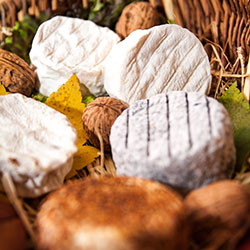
[0,94,77,197]
[104,24,211,104]
[110,92,235,192]
[30,16,120,97]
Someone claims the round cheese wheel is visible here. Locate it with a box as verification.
[104,24,211,104]
[0,94,77,197]
[36,176,188,250]
[110,92,236,192]
[30,16,120,97]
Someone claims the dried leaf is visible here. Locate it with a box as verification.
[46,74,87,144]
[0,83,8,95]
[66,146,99,179]
[46,74,99,177]
[219,82,250,171]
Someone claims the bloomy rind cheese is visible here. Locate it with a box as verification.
[110,92,236,191]
[0,94,77,197]
[36,177,188,250]
[30,16,120,97]
[104,24,212,104]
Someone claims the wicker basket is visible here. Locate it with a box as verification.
[170,0,250,98]
[172,0,250,59]
[0,0,88,25]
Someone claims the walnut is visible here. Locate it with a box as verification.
[0,49,36,96]
[184,181,250,250]
[82,97,129,151]
[115,1,160,39]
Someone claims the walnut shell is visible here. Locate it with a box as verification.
[184,181,250,250]
[82,97,129,151]
[115,1,160,39]
[0,49,36,96]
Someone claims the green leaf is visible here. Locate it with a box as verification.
[82,95,95,105]
[13,21,20,31]
[168,20,175,24]
[18,29,27,39]
[219,82,250,172]
[13,43,23,50]
[88,12,96,20]
[32,92,48,103]
[92,0,104,12]
[4,37,12,44]
[88,0,104,20]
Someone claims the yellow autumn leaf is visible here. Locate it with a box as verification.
[46,74,99,177]
[0,83,8,95]
[66,145,99,178]
[46,74,87,144]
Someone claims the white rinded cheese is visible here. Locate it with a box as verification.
[30,16,120,97]
[0,94,77,197]
[104,24,211,104]
[110,92,235,192]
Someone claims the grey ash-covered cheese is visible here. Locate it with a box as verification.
[110,92,236,191]
[0,94,77,197]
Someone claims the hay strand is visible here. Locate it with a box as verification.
[95,124,104,171]
[162,0,175,20]
[243,55,250,102]
[237,47,245,91]
[204,41,250,99]
[82,0,88,9]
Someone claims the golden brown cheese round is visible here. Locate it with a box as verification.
[36,176,189,250]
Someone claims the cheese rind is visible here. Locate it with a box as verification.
[30,16,120,97]
[104,24,211,104]
[110,92,235,191]
[36,177,187,250]
[0,94,77,197]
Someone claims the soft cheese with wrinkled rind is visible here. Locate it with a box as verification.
[104,24,211,104]
[110,92,235,192]
[0,94,77,197]
[30,16,120,97]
